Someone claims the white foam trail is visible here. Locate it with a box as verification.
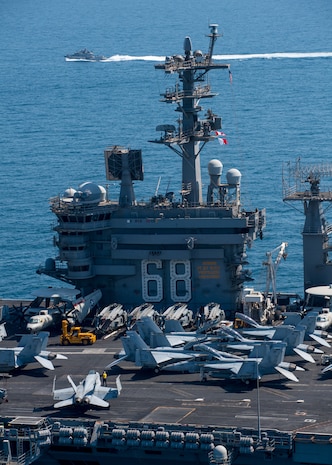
[104,54,165,62]
[214,52,332,60]
[101,52,332,62]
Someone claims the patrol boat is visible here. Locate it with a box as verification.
[39,24,265,317]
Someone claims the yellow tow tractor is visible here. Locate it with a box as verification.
[60,319,97,345]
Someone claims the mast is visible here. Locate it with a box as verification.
[152,24,229,205]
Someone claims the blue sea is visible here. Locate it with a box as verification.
[0,0,331,300]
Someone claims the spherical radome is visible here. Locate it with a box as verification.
[226,168,242,185]
[208,159,223,176]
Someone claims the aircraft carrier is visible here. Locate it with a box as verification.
[0,24,332,465]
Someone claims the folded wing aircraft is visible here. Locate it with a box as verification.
[219,323,321,363]
[235,312,330,349]
[106,330,209,372]
[136,316,208,348]
[200,340,303,383]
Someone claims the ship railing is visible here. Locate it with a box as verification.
[50,196,117,213]
[164,84,211,101]
[0,441,43,465]
[163,56,211,72]
[282,184,297,199]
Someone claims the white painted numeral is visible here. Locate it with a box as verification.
[142,259,163,302]
[170,260,191,302]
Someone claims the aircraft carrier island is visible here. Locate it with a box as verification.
[0,25,332,465]
[37,24,265,315]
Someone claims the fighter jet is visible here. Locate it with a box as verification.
[0,332,67,372]
[235,312,331,348]
[106,330,216,373]
[53,370,121,409]
[200,340,304,383]
[135,316,210,348]
[282,311,331,347]
[217,323,322,363]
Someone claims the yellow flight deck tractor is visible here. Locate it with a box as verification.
[60,319,96,345]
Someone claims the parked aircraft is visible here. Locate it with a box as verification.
[235,312,331,348]
[128,303,160,327]
[25,288,102,333]
[53,370,121,409]
[27,309,62,334]
[0,332,67,372]
[106,330,213,372]
[94,303,127,334]
[217,324,322,363]
[135,316,210,348]
[162,303,194,328]
[200,341,304,383]
[304,285,332,331]
[107,329,280,375]
[164,318,222,338]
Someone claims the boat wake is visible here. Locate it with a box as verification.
[101,52,332,62]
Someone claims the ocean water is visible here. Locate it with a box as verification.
[0,0,331,300]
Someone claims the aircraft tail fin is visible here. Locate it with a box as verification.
[121,331,149,360]
[322,363,332,374]
[38,332,50,351]
[54,398,75,409]
[105,354,127,369]
[67,374,77,392]
[275,365,299,382]
[52,376,57,393]
[115,375,122,395]
[293,347,315,363]
[164,320,184,333]
[16,335,43,367]
[149,332,171,348]
[136,317,166,347]
[220,325,245,341]
[252,341,286,368]
[90,395,109,408]
[309,333,331,348]
[235,312,260,327]
[34,355,54,370]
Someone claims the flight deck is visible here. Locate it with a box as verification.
[0,331,331,436]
